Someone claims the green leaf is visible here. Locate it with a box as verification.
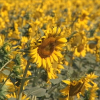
[50,78,61,85]
[15,53,21,65]
[24,24,30,29]
[23,54,29,60]
[2,69,10,75]
[67,31,77,41]
[65,55,71,62]
[38,27,44,36]
[59,18,65,22]
[25,87,46,97]
[89,27,97,37]
[0,84,8,100]
[97,32,100,36]
[10,77,17,84]
[8,98,16,100]
[88,41,97,44]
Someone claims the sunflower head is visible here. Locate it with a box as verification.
[29,27,67,80]
[89,43,96,49]
[60,73,98,100]
[69,81,84,96]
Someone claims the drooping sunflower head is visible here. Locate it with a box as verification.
[60,73,98,100]
[60,79,85,99]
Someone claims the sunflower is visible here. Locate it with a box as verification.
[73,34,87,57]
[60,80,85,100]
[87,36,100,61]
[29,27,67,80]
[73,43,86,57]
[86,42,97,54]
[60,73,98,100]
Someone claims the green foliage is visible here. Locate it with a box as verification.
[14,53,21,65]
[2,69,10,76]
[0,43,10,69]
[12,65,23,76]
[0,84,8,100]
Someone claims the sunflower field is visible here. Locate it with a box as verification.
[0,0,100,100]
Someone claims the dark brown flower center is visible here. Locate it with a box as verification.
[89,43,96,49]
[77,44,84,52]
[80,13,87,21]
[69,82,84,96]
[38,37,56,58]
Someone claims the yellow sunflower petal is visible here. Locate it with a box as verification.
[51,53,58,62]
[60,86,70,95]
[47,67,55,79]
[54,51,63,58]
[30,48,37,52]
[57,27,61,34]
[57,38,67,43]
[31,53,37,58]
[58,64,64,69]
[50,55,54,63]
[31,52,38,63]
[42,58,46,69]
[57,44,66,47]
[46,57,52,67]
[37,54,42,68]
[81,50,86,57]
[55,46,63,50]
[74,48,80,57]
[86,73,98,79]
[33,56,38,63]
[53,27,57,34]
[62,80,71,85]
[29,48,37,55]
[77,93,80,99]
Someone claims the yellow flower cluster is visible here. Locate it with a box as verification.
[0,0,100,100]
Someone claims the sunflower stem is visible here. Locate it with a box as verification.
[32,68,41,86]
[47,83,60,94]
[17,60,30,100]
[0,59,12,71]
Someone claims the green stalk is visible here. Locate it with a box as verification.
[32,68,41,87]
[17,60,30,100]
[0,59,12,72]
[47,83,60,94]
